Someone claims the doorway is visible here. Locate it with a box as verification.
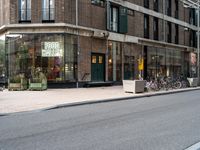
[91,53,105,82]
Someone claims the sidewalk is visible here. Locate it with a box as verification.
[0,86,200,115]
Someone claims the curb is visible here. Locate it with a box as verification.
[44,87,200,110]
[1,87,200,117]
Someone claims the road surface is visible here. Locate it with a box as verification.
[0,90,200,150]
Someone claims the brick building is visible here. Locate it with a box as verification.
[0,0,198,87]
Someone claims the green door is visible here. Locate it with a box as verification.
[91,53,105,82]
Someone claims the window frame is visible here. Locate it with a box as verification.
[42,0,55,22]
[19,0,31,23]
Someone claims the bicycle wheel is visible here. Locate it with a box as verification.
[174,81,182,89]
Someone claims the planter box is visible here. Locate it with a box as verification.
[123,80,145,93]
[187,78,198,87]
[8,79,28,91]
[29,78,47,91]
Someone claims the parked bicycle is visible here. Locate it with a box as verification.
[145,75,189,92]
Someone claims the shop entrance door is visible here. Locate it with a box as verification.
[91,53,105,82]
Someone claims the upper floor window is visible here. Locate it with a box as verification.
[166,0,171,16]
[144,0,149,8]
[153,0,158,12]
[190,9,197,26]
[110,6,119,32]
[175,0,179,19]
[19,0,31,22]
[42,0,55,22]
[91,0,105,7]
[175,24,179,44]
[190,30,197,48]
[107,3,127,33]
[144,15,149,38]
[167,22,171,43]
[153,17,159,40]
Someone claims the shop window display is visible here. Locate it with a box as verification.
[147,46,187,79]
[6,33,77,83]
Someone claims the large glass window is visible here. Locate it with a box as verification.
[19,0,31,22]
[6,34,77,83]
[122,44,141,80]
[42,0,55,21]
[147,47,187,79]
[108,41,122,81]
[65,35,77,81]
[0,35,5,79]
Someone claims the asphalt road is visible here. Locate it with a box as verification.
[0,90,200,150]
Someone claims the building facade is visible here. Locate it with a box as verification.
[0,0,198,87]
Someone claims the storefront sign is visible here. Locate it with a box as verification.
[42,42,63,57]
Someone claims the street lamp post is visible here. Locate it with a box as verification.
[181,0,200,85]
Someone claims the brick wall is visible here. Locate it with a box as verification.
[0,0,195,49]
[0,0,10,26]
[78,36,107,81]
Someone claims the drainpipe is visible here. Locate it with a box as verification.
[76,0,78,26]
[76,0,79,88]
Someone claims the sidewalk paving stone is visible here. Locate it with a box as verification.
[0,86,200,115]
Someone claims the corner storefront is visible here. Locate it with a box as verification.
[5,33,78,87]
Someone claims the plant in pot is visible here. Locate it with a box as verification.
[8,74,28,91]
[29,69,47,91]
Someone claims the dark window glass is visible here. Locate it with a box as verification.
[175,24,179,44]
[189,9,196,25]
[190,30,197,48]
[153,17,159,40]
[153,0,158,12]
[144,0,149,8]
[175,0,179,19]
[167,22,171,43]
[166,0,171,16]
[144,15,149,38]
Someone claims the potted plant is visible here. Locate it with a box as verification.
[29,71,47,91]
